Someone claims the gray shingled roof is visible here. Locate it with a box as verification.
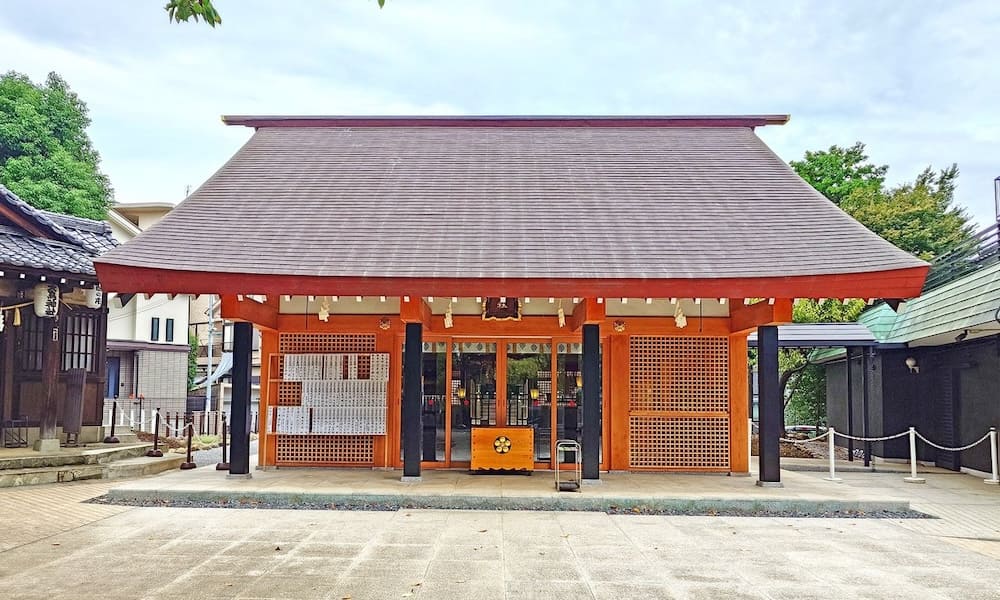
[96,119,926,281]
[0,185,117,276]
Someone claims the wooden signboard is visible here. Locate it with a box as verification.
[470,426,533,472]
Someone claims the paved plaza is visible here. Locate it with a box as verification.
[0,467,998,600]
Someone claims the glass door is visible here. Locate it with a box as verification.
[450,341,498,463]
[505,342,552,463]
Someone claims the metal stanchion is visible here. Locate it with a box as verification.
[986,427,999,485]
[146,408,163,457]
[825,428,841,482]
[180,413,197,470]
[216,413,230,471]
[904,427,925,483]
[103,400,120,444]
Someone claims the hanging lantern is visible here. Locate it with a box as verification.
[33,284,59,318]
[84,286,103,309]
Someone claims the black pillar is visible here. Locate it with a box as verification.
[756,325,782,486]
[581,323,601,480]
[846,348,855,461]
[228,322,253,477]
[862,349,871,466]
[402,323,422,478]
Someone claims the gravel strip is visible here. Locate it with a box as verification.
[87,494,928,519]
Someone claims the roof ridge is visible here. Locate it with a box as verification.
[223,114,791,129]
[0,184,93,249]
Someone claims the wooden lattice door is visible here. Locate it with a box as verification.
[628,336,730,470]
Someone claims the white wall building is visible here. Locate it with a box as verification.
[105,203,191,415]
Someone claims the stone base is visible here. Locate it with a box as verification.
[226,473,253,480]
[756,480,784,488]
[32,438,61,453]
[400,476,422,483]
[903,477,926,484]
[582,478,604,486]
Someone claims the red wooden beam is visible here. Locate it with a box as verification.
[729,299,793,334]
[568,298,605,331]
[94,263,929,303]
[399,296,432,326]
[220,294,278,330]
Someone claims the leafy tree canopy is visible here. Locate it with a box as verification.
[0,71,113,219]
[841,165,974,261]
[165,0,386,27]
[792,142,973,261]
[790,142,887,206]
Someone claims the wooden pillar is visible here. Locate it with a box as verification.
[402,323,422,479]
[756,325,782,486]
[581,323,601,480]
[34,317,61,451]
[728,333,750,474]
[228,322,253,477]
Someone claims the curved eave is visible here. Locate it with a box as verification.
[94,263,929,300]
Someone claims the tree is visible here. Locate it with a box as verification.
[841,165,974,261]
[781,144,975,428]
[188,331,199,390]
[165,0,386,27]
[0,72,113,219]
[790,142,887,206]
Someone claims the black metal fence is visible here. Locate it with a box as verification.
[923,222,1000,292]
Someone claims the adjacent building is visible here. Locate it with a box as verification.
[104,203,190,417]
[0,185,112,448]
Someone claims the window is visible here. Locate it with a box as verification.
[151,317,160,341]
[17,312,99,373]
[17,313,46,371]
[165,318,175,342]
[62,314,96,372]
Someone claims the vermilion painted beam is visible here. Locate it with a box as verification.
[399,296,432,325]
[220,294,278,330]
[568,298,605,331]
[94,263,929,301]
[729,299,793,334]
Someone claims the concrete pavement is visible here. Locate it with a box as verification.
[0,474,998,600]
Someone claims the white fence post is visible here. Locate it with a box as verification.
[825,427,841,482]
[140,409,146,432]
[904,426,926,483]
[986,427,999,485]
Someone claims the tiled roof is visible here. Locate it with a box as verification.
[0,185,118,276]
[96,118,926,285]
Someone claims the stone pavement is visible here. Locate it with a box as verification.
[0,470,998,600]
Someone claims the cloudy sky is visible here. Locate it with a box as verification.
[3,1,999,226]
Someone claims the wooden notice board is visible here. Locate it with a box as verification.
[470,427,533,472]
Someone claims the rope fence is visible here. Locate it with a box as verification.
[780,425,1000,486]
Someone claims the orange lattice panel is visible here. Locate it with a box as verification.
[277,381,302,407]
[629,336,729,412]
[629,416,730,469]
[278,333,376,377]
[276,435,374,465]
[628,336,731,470]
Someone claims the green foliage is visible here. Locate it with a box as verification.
[0,71,112,219]
[165,0,387,27]
[165,0,222,27]
[790,142,887,206]
[841,165,974,261]
[785,364,826,427]
[188,331,199,390]
[791,143,973,262]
